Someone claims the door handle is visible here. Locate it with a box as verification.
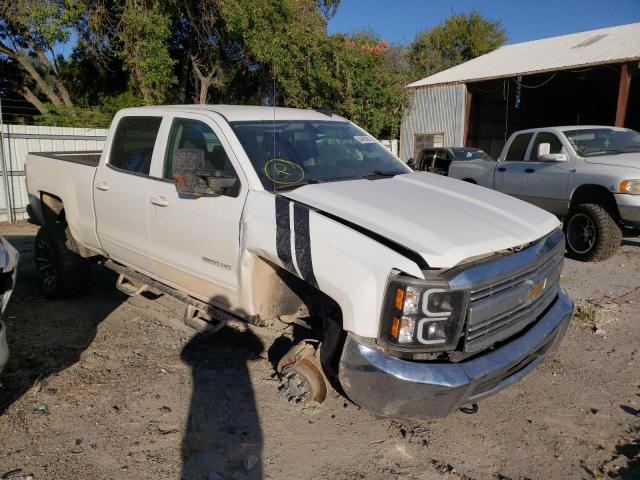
[524,168,535,173]
[150,196,170,207]
[95,182,110,191]
[497,167,506,172]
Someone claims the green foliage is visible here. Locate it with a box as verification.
[408,11,506,81]
[220,0,407,137]
[116,1,177,104]
[2,0,82,47]
[5,1,499,139]
[34,92,144,127]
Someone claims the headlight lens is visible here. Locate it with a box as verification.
[379,277,469,352]
[620,179,640,194]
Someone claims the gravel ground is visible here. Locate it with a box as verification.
[0,222,638,480]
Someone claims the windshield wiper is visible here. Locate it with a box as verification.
[274,179,320,191]
[583,149,626,156]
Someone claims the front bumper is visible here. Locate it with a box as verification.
[615,194,640,228]
[0,321,8,375]
[338,290,573,420]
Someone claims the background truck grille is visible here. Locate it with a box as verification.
[449,229,565,354]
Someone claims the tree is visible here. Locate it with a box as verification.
[408,11,506,81]
[0,0,83,113]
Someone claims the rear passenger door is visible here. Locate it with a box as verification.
[147,113,247,307]
[494,132,534,198]
[94,114,164,275]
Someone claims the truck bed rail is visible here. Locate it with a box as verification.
[32,151,102,167]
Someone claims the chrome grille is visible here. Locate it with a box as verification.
[448,229,565,354]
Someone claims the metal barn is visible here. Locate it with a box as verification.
[400,22,640,161]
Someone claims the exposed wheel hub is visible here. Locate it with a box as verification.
[277,341,329,405]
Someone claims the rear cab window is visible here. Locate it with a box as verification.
[504,133,534,161]
[108,116,162,175]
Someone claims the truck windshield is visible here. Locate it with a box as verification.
[230,120,409,190]
[450,148,494,161]
[564,128,640,157]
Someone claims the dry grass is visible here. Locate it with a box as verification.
[573,300,602,329]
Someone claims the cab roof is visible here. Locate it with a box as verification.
[121,104,348,123]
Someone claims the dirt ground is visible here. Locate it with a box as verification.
[0,222,638,480]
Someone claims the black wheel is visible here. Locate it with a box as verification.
[34,224,90,298]
[564,204,622,262]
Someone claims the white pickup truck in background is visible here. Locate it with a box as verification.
[25,105,572,419]
[449,126,640,261]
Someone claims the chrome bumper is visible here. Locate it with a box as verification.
[338,291,573,420]
[0,321,8,375]
[616,194,640,228]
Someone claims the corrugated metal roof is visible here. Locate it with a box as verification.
[407,22,640,88]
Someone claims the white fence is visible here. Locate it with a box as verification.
[0,124,108,222]
[0,124,400,223]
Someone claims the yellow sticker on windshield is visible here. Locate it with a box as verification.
[263,158,305,184]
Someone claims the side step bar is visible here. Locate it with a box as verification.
[104,260,239,333]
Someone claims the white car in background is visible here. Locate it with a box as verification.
[449,126,640,261]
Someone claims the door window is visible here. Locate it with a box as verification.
[164,118,237,180]
[530,132,563,161]
[504,133,534,161]
[108,116,162,175]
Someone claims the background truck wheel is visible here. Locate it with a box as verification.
[34,224,90,298]
[564,204,621,262]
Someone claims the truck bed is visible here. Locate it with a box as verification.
[34,151,102,167]
[26,151,102,254]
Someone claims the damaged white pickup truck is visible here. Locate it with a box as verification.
[25,106,573,419]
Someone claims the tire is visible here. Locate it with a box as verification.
[34,224,90,298]
[564,203,622,262]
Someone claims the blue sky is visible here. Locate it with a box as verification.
[328,0,640,45]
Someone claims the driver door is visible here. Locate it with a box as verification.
[521,131,573,215]
[494,132,534,198]
[147,113,247,308]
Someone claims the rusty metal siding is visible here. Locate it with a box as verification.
[400,84,466,161]
[0,124,108,222]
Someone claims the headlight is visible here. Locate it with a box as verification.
[378,276,469,353]
[619,179,640,194]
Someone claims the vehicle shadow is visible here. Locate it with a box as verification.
[180,323,264,480]
[0,233,126,414]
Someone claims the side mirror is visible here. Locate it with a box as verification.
[539,152,568,162]
[537,143,567,162]
[406,157,416,169]
[537,142,551,157]
[174,148,236,196]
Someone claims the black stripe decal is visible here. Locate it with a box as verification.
[293,204,319,288]
[275,196,295,272]
[316,210,429,270]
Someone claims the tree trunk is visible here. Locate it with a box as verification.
[32,46,74,107]
[191,56,219,104]
[0,47,64,106]
[19,86,48,115]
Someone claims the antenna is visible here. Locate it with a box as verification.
[272,64,276,193]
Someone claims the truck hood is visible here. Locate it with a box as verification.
[284,172,560,269]
[584,152,640,169]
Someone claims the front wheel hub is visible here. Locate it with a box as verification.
[277,341,329,404]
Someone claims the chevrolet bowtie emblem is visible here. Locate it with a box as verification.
[528,279,547,299]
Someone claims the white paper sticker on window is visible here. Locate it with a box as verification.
[354,135,376,144]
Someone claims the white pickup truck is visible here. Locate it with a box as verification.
[449,126,640,262]
[25,105,572,419]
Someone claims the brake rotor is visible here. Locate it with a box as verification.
[277,341,329,404]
